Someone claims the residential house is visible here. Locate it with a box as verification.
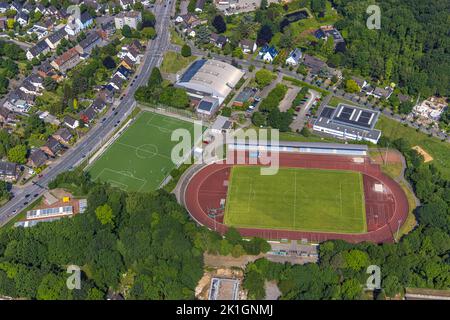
[78,11,94,30]
[129,39,144,52]
[369,86,393,100]
[37,62,62,82]
[120,56,135,70]
[285,48,302,66]
[35,4,47,15]
[29,149,48,168]
[115,65,132,80]
[239,39,257,54]
[26,40,50,61]
[119,0,135,10]
[27,25,49,40]
[41,136,63,157]
[258,45,278,63]
[80,106,97,123]
[0,2,8,14]
[52,127,73,145]
[91,97,106,113]
[175,13,205,29]
[97,89,114,104]
[21,3,34,15]
[16,12,29,26]
[45,28,68,50]
[75,31,101,55]
[126,46,141,63]
[109,74,125,91]
[114,10,142,30]
[63,115,79,129]
[10,1,22,13]
[27,74,44,89]
[51,47,81,73]
[0,161,18,182]
[302,54,327,75]
[210,33,228,49]
[315,25,345,48]
[100,20,116,38]
[20,80,42,96]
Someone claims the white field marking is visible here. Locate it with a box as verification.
[293,171,297,230]
[96,168,147,191]
[115,141,172,161]
[146,123,173,134]
[107,179,129,191]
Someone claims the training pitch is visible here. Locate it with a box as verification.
[88,112,196,192]
[224,166,367,234]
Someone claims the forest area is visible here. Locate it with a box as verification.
[331,0,449,97]
[0,172,269,300]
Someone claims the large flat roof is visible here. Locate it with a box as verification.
[177,59,244,101]
[229,139,369,151]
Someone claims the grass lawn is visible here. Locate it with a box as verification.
[328,96,357,108]
[375,115,450,179]
[224,166,366,233]
[88,112,197,192]
[160,51,197,74]
[169,27,185,46]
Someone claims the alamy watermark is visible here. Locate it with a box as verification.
[366,265,381,290]
[366,5,381,30]
[66,265,81,290]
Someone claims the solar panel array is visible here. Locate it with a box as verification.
[179,59,207,83]
[27,206,73,219]
[333,105,377,129]
[320,107,335,118]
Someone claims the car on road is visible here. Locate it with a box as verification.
[34,194,39,198]
[25,194,30,198]
[114,111,118,115]
[102,118,106,122]
[23,202,28,206]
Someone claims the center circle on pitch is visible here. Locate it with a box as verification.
[136,144,158,159]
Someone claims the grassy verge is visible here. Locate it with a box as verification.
[398,180,418,236]
[328,96,357,107]
[160,51,197,74]
[169,27,185,46]
[375,115,450,179]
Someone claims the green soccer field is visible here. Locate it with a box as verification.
[224,166,367,234]
[88,112,197,192]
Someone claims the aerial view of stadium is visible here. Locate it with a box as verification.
[182,141,409,243]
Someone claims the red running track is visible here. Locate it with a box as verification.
[184,153,409,243]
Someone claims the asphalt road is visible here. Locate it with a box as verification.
[0,2,174,226]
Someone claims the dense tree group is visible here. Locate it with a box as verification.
[332,0,449,97]
[135,67,190,109]
[0,169,270,299]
